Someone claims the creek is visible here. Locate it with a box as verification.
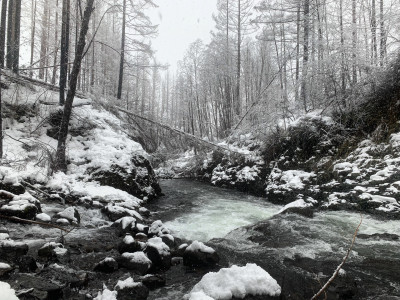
[147,179,400,299]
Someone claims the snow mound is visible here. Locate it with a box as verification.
[94,286,117,300]
[0,281,18,300]
[185,263,281,300]
[186,240,215,254]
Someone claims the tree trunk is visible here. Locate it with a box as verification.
[11,0,20,73]
[0,0,8,68]
[5,0,13,69]
[379,0,385,66]
[300,0,310,112]
[371,0,377,65]
[236,0,241,116]
[52,0,59,85]
[0,71,3,159]
[55,0,95,172]
[352,0,357,84]
[59,0,70,105]
[117,0,126,100]
[295,1,300,103]
[340,0,345,95]
[29,0,36,78]
[38,0,48,79]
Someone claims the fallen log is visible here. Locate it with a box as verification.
[114,106,247,156]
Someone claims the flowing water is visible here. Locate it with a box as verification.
[148,179,400,299]
[146,179,282,241]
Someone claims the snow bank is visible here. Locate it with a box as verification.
[185,263,281,300]
[0,281,18,300]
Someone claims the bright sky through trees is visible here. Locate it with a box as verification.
[149,0,217,69]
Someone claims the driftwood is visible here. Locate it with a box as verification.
[0,214,70,232]
[115,107,246,156]
[311,215,363,300]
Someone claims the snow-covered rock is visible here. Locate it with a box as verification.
[55,206,80,224]
[144,237,171,270]
[0,192,40,220]
[114,277,149,300]
[94,257,119,273]
[183,241,219,267]
[118,234,142,254]
[119,252,152,275]
[184,263,281,300]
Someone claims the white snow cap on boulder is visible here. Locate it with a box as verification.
[186,240,215,254]
[184,263,281,300]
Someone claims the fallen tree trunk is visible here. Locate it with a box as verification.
[114,106,246,156]
[0,69,87,99]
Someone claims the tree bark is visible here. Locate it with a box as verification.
[59,0,70,105]
[300,0,310,112]
[55,0,95,172]
[371,0,377,65]
[117,0,126,100]
[0,71,3,159]
[0,0,8,68]
[5,0,13,69]
[352,0,357,84]
[11,0,20,73]
[236,0,241,116]
[52,0,59,85]
[379,0,385,66]
[29,0,36,78]
[38,0,49,79]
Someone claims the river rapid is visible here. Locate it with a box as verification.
[147,179,400,299]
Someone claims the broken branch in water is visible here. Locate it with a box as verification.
[311,214,363,300]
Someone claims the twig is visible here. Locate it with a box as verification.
[0,214,70,233]
[311,215,363,300]
[20,180,54,199]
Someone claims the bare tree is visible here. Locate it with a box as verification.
[117,0,126,100]
[59,0,70,105]
[55,0,95,172]
[0,0,8,68]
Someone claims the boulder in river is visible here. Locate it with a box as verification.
[0,262,13,276]
[94,257,119,273]
[17,255,37,273]
[0,240,29,263]
[140,274,166,290]
[183,240,219,268]
[54,206,80,225]
[0,191,40,220]
[144,237,171,270]
[37,242,69,263]
[119,251,152,275]
[89,154,161,201]
[114,277,149,300]
[118,234,143,254]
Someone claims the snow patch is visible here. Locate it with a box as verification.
[185,263,281,299]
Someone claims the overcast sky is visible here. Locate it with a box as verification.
[149,0,217,70]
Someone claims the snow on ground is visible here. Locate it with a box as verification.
[184,263,281,300]
[1,80,146,201]
[0,281,18,300]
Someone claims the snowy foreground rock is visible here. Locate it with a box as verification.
[184,263,281,300]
